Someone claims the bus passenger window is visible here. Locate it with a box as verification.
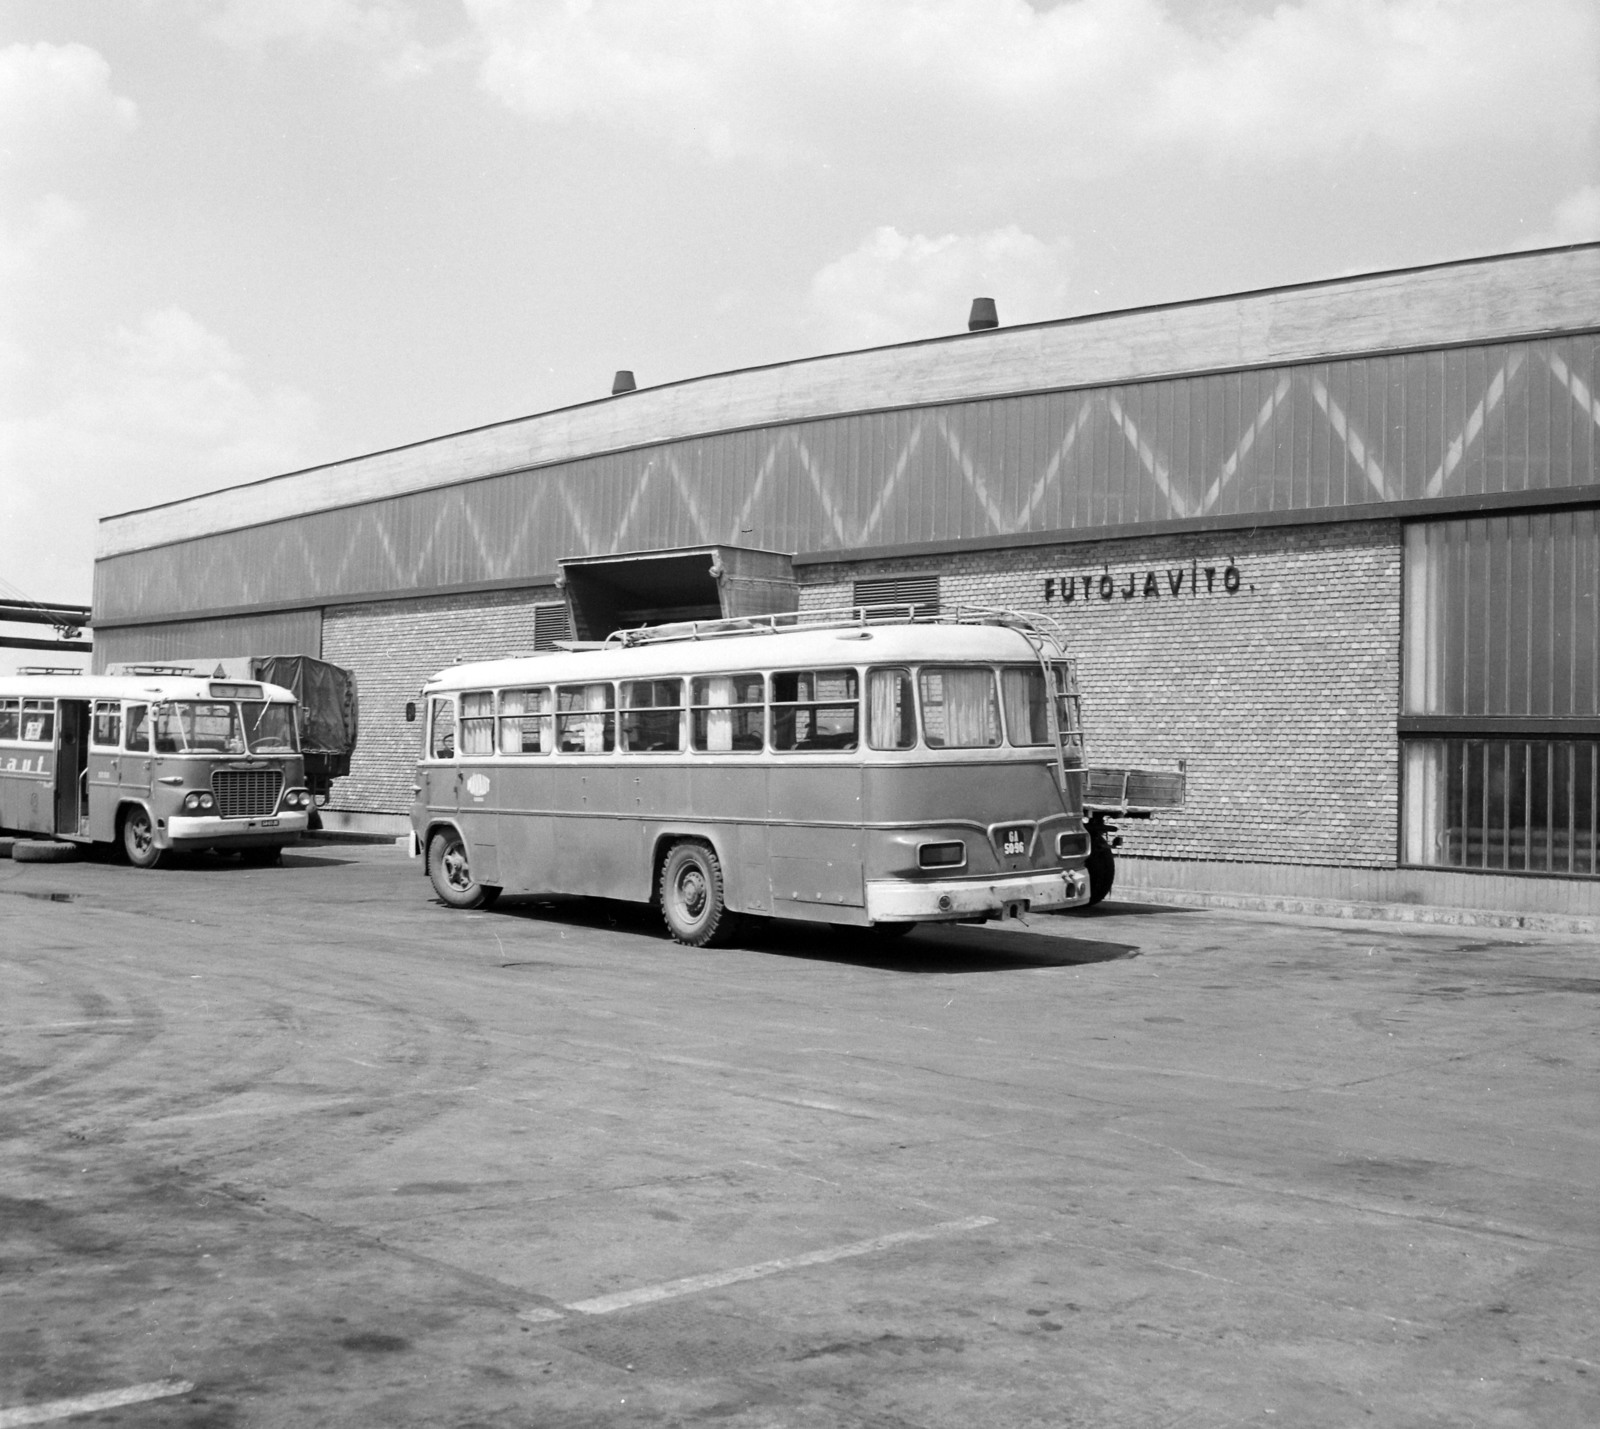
[92,702,122,747]
[125,705,149,753]
[1000,666,1050,746]
[919,667,1001,748]
[621,680,683,752]
[21,699,55,743]
[499,687,550,754]
[556,684,614,754]
[429,698,456,759]
[0,699,18,741]
[772,669,858,752]
[460,692,496,756]
[867,669,916,750]
[690,673,763,752]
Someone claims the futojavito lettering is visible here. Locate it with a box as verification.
[1042,561,1247,607]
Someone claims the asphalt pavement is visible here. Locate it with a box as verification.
[2,840,1596,1428]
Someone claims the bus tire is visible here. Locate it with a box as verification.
[1085,833,1115,907]
[428,828,500,910]
[13,839,77,863]
[659,841,738,947]
[121,807,164,869]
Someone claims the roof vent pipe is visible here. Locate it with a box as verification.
[967,297,998,331]
[611,369,637,395]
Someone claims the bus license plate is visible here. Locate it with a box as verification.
[259,819,280,827]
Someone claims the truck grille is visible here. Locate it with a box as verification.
[212,769,283,819]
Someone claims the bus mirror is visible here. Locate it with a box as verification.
[404,702,416,723]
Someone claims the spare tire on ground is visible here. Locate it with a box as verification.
[13,839,79,863]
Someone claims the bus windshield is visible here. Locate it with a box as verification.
[152,701,298,755]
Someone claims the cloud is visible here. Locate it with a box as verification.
[197,0,464,78]
[804,226,1073,350]
[0,41,138,177]
[464,0,1600,172]
[0,310,319,603]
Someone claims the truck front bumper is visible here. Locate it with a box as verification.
[165,812,308,848]
[864,868,1088,923]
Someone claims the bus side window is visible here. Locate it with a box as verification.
[21,699,55,744]
[690,673,763,752]
[126,705,149,752]
[498,687,550,754]
[0,698,18,741]
[866,668,916,750]
[459,692,495,756]
[620,679,683,752]
[429,697,456,760]
[772,669,859,752]
[556,684,614,754]
[92,702,122,748]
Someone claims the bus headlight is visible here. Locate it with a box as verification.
[282,789,312,810]
[918,841,966,869]
[182,791,216,813]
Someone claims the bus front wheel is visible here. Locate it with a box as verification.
[121,808,164,869]
[428,829,500,910]
[660,841,737,947]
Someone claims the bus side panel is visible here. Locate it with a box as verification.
[0,753,55,835]
[766,763,866,917]
[495,765,555,896]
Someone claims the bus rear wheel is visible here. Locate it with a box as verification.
[121,808,164,869]
[660,841,738,947]
[427,829,500,910]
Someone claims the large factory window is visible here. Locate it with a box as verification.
[1401,510,1600,874]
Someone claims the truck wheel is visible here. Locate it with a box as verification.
[659,841,738,947]
[121,808,164,869]
[427,828,500,910]
[13,839,77,863]
[1085,831,1116,907]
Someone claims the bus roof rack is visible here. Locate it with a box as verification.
[603,604,1069,648]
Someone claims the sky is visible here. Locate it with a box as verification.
[1,0,1597,635]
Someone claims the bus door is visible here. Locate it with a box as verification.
[121,702,155,812]
[53,699,90,837]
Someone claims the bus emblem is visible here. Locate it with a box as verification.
[465,774,491,799]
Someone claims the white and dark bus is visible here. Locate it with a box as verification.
[410,609,1097,943]
[0,674,314,865]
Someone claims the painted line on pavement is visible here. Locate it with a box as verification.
[0,1379,195,1427]
[520,1215,997,1323]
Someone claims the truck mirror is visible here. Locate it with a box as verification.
[404,702,416,723]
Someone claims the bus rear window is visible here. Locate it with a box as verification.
[690,673,763,752]
[621,680,683,753]
[772,669,858,753]
[499,687,551,755]
[867,668,916,750]
[557,684,615,754]
[919,667,1001,748]
[1000,666,1050,746]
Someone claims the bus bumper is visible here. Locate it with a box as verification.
[165,813,308,848]
[864,868,1088,923]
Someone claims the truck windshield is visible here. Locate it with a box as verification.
[152,701,298,755]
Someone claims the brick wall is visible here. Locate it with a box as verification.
[800,521,1402,867]
[322,587,561,814]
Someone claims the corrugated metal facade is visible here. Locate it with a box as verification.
[94,334,1600,625]
[91,609,322,672]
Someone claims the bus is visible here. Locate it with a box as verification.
[0,674,315,866]
[410,608,1094,943]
